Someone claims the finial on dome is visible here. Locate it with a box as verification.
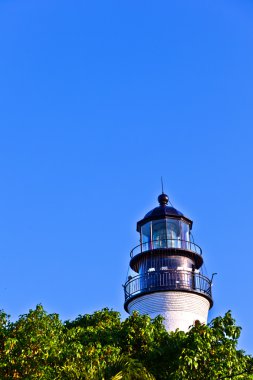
[161,176,164,194]
[158,193,169,206]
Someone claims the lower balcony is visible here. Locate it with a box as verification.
[124,269,213,311]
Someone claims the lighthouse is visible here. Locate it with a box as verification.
[124,193,213,332]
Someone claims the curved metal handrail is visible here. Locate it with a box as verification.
[130,238,202,258]
[124,269,212,303]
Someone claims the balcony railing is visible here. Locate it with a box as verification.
[130,239,202,258]
[124,269,212,304]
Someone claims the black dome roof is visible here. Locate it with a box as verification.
[136,193,193,232]
[144,205,184,219]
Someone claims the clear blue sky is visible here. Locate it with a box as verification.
[0,0,253,352]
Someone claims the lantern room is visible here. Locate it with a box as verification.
[137,193,192,250]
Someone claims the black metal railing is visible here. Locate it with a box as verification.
[130,239,202,258]
[124,270,212,302]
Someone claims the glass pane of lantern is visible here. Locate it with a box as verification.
[181,221,190,249]
[166,219,181,248]
[141,222,151,251]
[152,219,167,248]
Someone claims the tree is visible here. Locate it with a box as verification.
[0,305,251,379]
[171,312,253,380]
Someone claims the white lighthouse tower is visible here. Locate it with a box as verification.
[124,193,213,332]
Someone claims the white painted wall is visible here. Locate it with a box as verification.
[127,291,210,331]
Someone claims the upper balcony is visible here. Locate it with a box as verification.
[130,238,202,257]
[129,238,203,269]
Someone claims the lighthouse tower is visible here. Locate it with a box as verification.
[124,193,213,332]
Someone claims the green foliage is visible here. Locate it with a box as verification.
[0,305,251,379]
[172,312,253,380]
